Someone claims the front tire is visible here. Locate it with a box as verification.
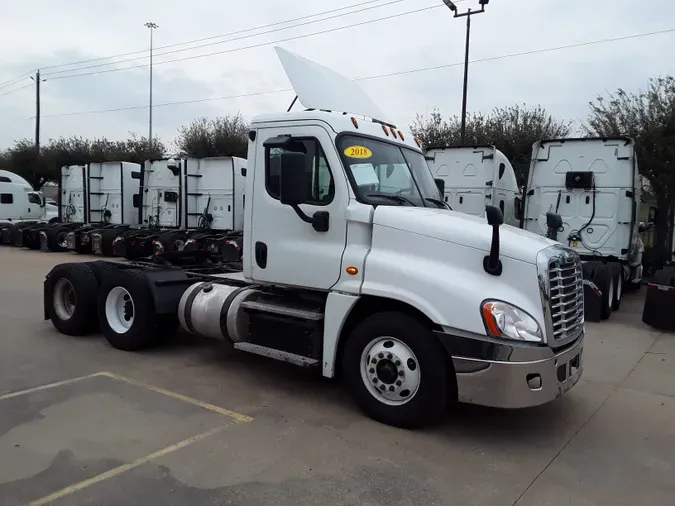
[592,264,613,320]
[342,312,449,428]
[611,263,623,311]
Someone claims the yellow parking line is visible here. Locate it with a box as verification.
[29,425,229,506]
[0,372,106,401]
[97,371,254,423]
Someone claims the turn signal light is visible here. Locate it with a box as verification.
[346,266,359,275]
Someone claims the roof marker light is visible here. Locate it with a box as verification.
[351,117,359,129]
[382,125,390,136]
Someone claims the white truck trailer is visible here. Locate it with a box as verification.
[111,156,245,260]
[425,145,522,227]
[65,161,141,255]
[42,47,584,428]
[521,137,644,320]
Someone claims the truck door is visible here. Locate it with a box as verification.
[26,191,43,219]
[249,125,348,290]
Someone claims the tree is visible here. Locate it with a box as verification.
[585,76,675,253]
[0,134,166,189]
[411,104,573,185]
[175,114,249,159]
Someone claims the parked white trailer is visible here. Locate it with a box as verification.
[425,146,522,227]
[43,47,584,428]
[522,137,643,319]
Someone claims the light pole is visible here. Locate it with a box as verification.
[443,0,489,144]
[145,22,159,152]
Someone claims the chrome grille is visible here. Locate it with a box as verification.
[548,256,584,341]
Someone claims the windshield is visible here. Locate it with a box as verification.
[337,135,443,207]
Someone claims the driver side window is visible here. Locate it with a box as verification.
[265,138,334,206]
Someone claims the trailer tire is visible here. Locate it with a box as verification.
[97,269,164,351]
[157,231,188,254]
[592,264,613,320]
[87,260,121,286]
[342,312,449,428]
[46,226,71,252]
[610,263,623,311]
[45,263,99,336]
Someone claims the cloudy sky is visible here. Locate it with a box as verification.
[0,0,673,151]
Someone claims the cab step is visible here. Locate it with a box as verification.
[240,300,324,320]
[233,342,319,367]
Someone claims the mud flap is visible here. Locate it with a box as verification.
[583,279,602,322]
[642,282,675,331]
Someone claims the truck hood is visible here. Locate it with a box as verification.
[373,206,556,264]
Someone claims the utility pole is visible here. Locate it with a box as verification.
[30,70,44,155]
[442,0,489,144]
[145,22,159,152]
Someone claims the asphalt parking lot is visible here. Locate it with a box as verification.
[1,247,674,505]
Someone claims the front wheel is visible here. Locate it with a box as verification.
[342,312,450,428]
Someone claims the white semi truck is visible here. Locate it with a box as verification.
[11,164,88,250]
[521,137,644,319]
[42,47,584,427]
[65,161,141,255]
[110,156,245,260]
[425,145,522,227]
[0,170,59,245]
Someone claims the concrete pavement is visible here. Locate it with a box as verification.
[0,247,673,505]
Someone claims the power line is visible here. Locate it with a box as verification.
[41,0,417,75]
[0,82,33,98]
[0,71,34,91]
[45,3,447,81]
[35,27,675,120]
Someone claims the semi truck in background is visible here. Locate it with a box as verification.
[0,170,59,245]
[110,156,245,260]
[425,145,522,227]
[43,47,584,428]
[521,137,644,319]
[66,162,141,255]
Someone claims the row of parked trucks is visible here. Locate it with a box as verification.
[2,47,661,427]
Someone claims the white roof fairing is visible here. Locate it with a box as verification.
[274,46,392,126]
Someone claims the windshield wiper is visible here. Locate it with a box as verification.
[425,197,451,210]
[366,193,417,206]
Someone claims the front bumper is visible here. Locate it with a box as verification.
[436,332,583,409]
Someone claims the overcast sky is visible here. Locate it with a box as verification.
[0,0,673,151]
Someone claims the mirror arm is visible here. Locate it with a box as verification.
[291,204,313,224]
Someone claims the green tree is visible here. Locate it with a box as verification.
[585,76,675,253]
[411,104,573,185]
[175,114,249,159]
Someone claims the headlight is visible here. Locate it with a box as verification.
[481,301,543,343]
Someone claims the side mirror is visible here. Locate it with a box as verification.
[485,205,504,227]
[483,205,503,276]
[279,152,310,206]
[434,178,445,196]
[131,171,141,180]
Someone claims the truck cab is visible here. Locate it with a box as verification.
[425,145,522,227]
[522,137,643,317]
[0,170,45,223]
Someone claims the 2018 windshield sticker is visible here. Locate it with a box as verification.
[344,146,372,159]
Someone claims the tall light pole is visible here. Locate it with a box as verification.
[443,0,489,144]
[145,22,159,152]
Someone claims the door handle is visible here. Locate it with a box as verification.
[255,241,267,269]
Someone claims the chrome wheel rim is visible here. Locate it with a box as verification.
[360,336,420,406]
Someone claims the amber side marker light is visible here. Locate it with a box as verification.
[346,266,359,275]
